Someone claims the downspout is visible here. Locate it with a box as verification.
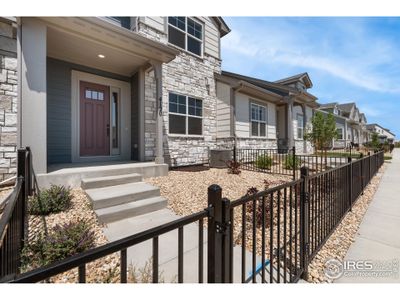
[231,82,245,150]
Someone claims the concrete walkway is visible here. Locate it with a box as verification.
[336,149,400,283]
[103,209,284,283]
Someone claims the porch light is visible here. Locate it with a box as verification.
[98,54,105,58]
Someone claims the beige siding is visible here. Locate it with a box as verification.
[216,81,231,138]
[140,17,165,32]
[235,92,277,139]
[197,17,220,59]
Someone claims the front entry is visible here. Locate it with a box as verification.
[80,81,110,156]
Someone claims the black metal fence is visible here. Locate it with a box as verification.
[236,147,372,179]
[0,148,33,281]
[4,150,384,283]
[236,147,296,178]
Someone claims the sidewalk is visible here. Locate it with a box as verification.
[336,149,400,283]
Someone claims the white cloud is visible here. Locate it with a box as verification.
[221,18,400,94]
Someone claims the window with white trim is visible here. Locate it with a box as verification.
[297,114,304,139]
[250,103,267,137]
[168,17,203,56]
[169,92,203,135]
[336,128,344,140]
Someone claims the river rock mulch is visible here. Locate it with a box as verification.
[23,188,121,283]
[306,164,386,283]
[145,168,292,215]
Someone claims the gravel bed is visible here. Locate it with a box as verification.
[145,168,292,215]
[306,164,386,283]
[24,188,121,283]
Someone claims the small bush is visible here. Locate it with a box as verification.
[29,184,72,215]
[255,154,273,170]
[22,220,95,268]
[283,155,301,170]
[224,159,241,175]
[245,187,271,227]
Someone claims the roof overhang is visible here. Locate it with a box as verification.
[31,17,179,76]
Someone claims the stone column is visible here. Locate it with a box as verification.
[286,96,295,150]
[151,61,164,164]
[19,18,47,174]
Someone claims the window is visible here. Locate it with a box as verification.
[168,17,203,56]
[169,92,202,135]
[297,114,304,139]
[250,103,267,137]
[85,89,104,101]
[336,128,344,140]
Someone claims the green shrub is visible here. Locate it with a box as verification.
[22,220,95,268]
[283,155,301,170]
[29,184,72,215]
[255,154,273,170]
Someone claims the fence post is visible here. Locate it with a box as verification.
[17,148,27,251]
[348,156,352,211]
[208,184,230,283]
[300,167,310,280]
[292,146,296,180]
[360,153,364,195]
[233,145,237,164]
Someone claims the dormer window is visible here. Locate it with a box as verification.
[168,17,203,57]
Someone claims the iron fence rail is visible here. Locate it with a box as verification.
[0,148,32,280]
[2,150,384,283]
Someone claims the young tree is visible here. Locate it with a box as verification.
[304,111,338,167]
[370,132,380,150]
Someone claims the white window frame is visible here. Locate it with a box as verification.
[297,114,304,140]
[167,17,203,57]
[168,92,203,136]
[250,102,267,137]
[336,127,344,140]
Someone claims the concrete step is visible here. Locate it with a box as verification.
[96,196,167,223]
[86,182,161,210]
[81,173,142,189]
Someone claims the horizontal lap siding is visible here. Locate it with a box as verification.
[141,17,165,32]
[47,58,72,164]
[235,92,277,139]
[216,81,231,138]
[47,58,130,164]
[199,17,220,59]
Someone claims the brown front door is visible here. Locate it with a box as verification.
[80,81,110,156]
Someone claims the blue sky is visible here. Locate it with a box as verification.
[221,17,400,138]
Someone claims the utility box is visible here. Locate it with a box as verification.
[209,149,232,168]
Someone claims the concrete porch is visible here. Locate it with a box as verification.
[37,161,168,189]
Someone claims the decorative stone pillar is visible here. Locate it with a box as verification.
[151,61,164,164]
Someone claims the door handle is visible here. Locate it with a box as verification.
[106,124,110,137]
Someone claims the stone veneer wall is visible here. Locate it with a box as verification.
[294,140,314,154]
[138,22,220,166]
[0,20,17,181]
[216,137,278,150]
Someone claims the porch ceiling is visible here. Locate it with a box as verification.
[42,17,179,76]
[47,28,149,76]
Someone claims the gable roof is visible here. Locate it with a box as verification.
[337,102,356,113]
[319,102,338,109]
[274,72,313,88]
[210,17,231,37]
[221,70,291,96]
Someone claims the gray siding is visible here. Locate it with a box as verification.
[46,57,130,164]
[131,73,139,160]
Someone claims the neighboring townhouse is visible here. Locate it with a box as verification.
[317,104,348,149]
[319,102,369,148]
[366,124,396,144]
[215,71,318,154]
[0,16,231,178]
